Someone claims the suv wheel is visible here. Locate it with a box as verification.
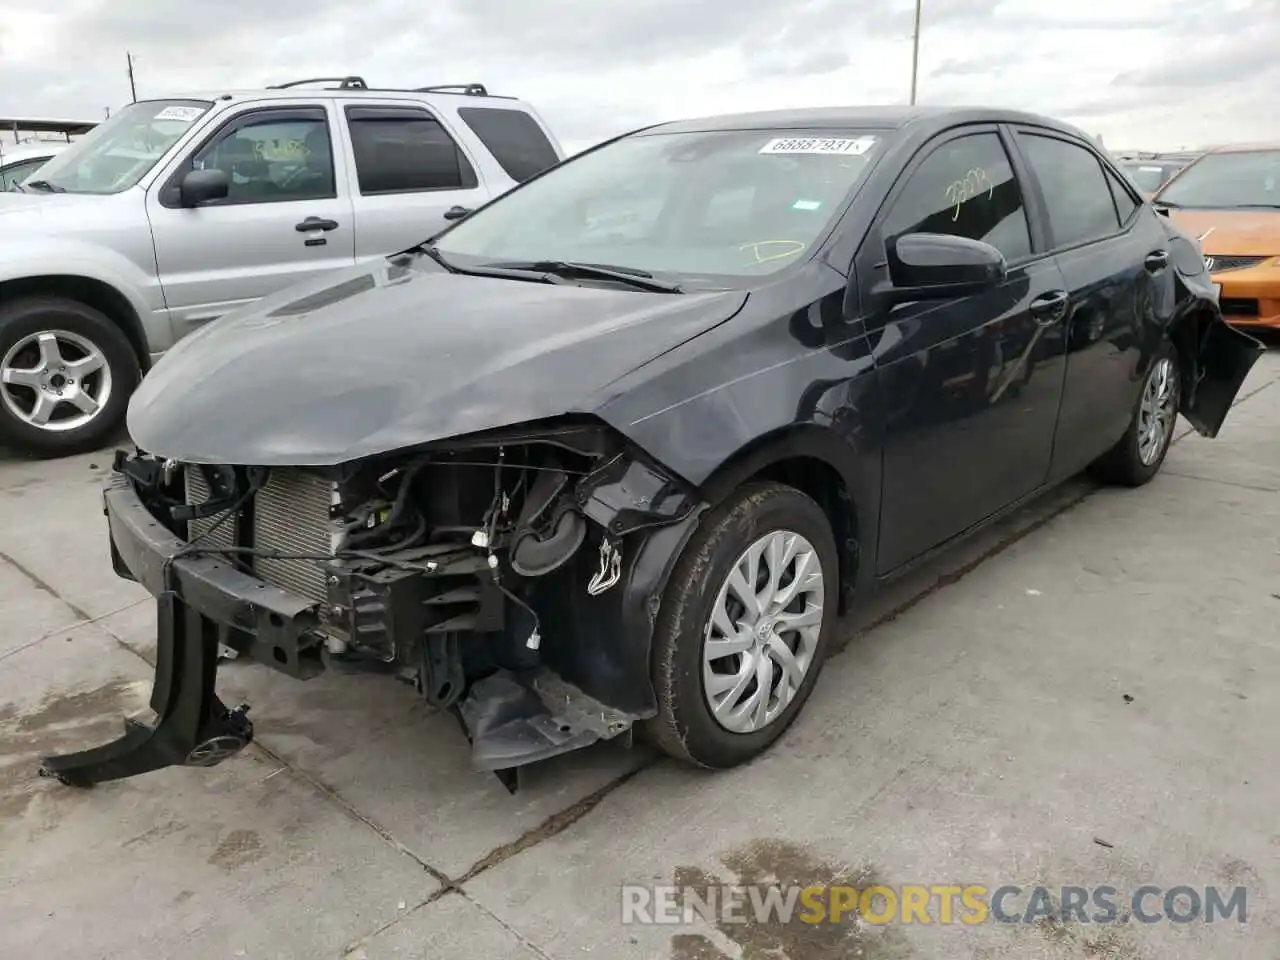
[644,481,839,769]
[1089,340,1181,486]
[0,297,139,457]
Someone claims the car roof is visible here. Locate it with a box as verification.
[643,105,1090,138]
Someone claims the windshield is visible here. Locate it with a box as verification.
[434,128,885,280]
[23,99,212,195]
[1120,161,1177,193]
[1156,150,1280,208]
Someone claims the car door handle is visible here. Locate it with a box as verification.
[1029,290,1070,326]
[1144,250,1170,272]
[295,217,339,232]
[442,206,472,221]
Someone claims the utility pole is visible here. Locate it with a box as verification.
[126,52,137,103]
[909,0,923,105]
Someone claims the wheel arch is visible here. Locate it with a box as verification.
[0,275,151,373]
[698,423,877,614]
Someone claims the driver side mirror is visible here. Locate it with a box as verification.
[178,168,229,208]
[880,232,1007,303]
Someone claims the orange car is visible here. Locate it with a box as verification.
[1153,143,1280,329]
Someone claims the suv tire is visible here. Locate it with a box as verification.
[0,297,139,458]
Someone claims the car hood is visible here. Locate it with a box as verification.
[1165,208,1280,256]
[127,255,748,465]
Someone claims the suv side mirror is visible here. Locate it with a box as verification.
[882,232,1007,302]
[178,168,229,208]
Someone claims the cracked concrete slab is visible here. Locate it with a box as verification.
[343,891,550,959]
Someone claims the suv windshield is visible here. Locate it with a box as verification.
[1120,161,1179,193]
[22,99,212,195]
[1156,149,1280,208]
[434,128,886,280]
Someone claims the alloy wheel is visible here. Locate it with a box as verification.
[0,329,112,432]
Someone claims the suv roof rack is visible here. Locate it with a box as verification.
[268,76,371,90]
[266,77,495,97]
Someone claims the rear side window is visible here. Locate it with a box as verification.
[881,131,1032,262]
[457,107,560,182]
[1019,134,1120,248]
[1104,164,1139,225]
[344,106,478,195]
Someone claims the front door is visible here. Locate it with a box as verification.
[146,102,357,338]
[861,126,1070,573]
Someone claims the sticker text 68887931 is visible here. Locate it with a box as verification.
[759,136,878,156]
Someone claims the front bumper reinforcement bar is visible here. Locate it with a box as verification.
[39,591,254,787]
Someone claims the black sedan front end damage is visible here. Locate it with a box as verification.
[40,419,706,792]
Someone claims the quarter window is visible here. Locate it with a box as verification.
[457,106,560,182]
[1019,134,1120,248]
[189,110,335,204]
[1104,164,1139,225]
[882,132,1032,262]
[345,107,478,194]
[0,157,48,189]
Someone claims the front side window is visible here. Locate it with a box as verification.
[881,131,1032,262]
[1,157,49,190]
[189,111,335,203]
[1019,133,1120,248]
[434,128,886,280]
[1156,150,1280,209]
[21,99,212,195]
[345,107,478,194]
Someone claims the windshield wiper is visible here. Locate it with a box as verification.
[489,260,683,293]
[23,179,66,193]
[412,243,566,285]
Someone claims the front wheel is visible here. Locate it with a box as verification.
[643,481,839,769]
[1089,341,1181,486]
[0,297,139,457]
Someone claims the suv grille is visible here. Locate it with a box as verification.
[184,466,338,603]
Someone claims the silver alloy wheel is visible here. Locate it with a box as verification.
[0,329,112,432]
[1137,356,1177,466]
[702,529,825,734]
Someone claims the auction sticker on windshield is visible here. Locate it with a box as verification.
[760,136,878,156]
[154,106,205,123]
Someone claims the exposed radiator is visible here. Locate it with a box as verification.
[184,467,237,550]
[184,466,338,603]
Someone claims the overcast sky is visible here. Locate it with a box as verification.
[1,0,1275,155]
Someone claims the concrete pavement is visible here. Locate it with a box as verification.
[1,349,1277,959]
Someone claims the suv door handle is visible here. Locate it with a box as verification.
[1144,250,1170,272]
[442,205,472,221]
[296,217,339,232]
[1029,289,1070,326]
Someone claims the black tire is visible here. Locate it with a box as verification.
[1089,340,1181,487]
[643,481,840,769]
[0,296,139,457]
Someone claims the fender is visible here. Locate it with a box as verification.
[0,238,171,355]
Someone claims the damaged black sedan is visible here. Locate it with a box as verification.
[41,106,1264,793]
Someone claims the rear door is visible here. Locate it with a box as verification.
[336,101,489,260]
[862,125,1071,573]
[1010,128,1174,482]
[146,101,357,337]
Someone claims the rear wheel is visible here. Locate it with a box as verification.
[1089,340,1181,486]
[643,481,839,769]
[0,297,139,457]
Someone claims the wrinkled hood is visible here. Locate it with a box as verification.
[128,255,748,465]
[1166,208,1280,256]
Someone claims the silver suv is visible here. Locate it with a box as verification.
[0,76,563,456]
